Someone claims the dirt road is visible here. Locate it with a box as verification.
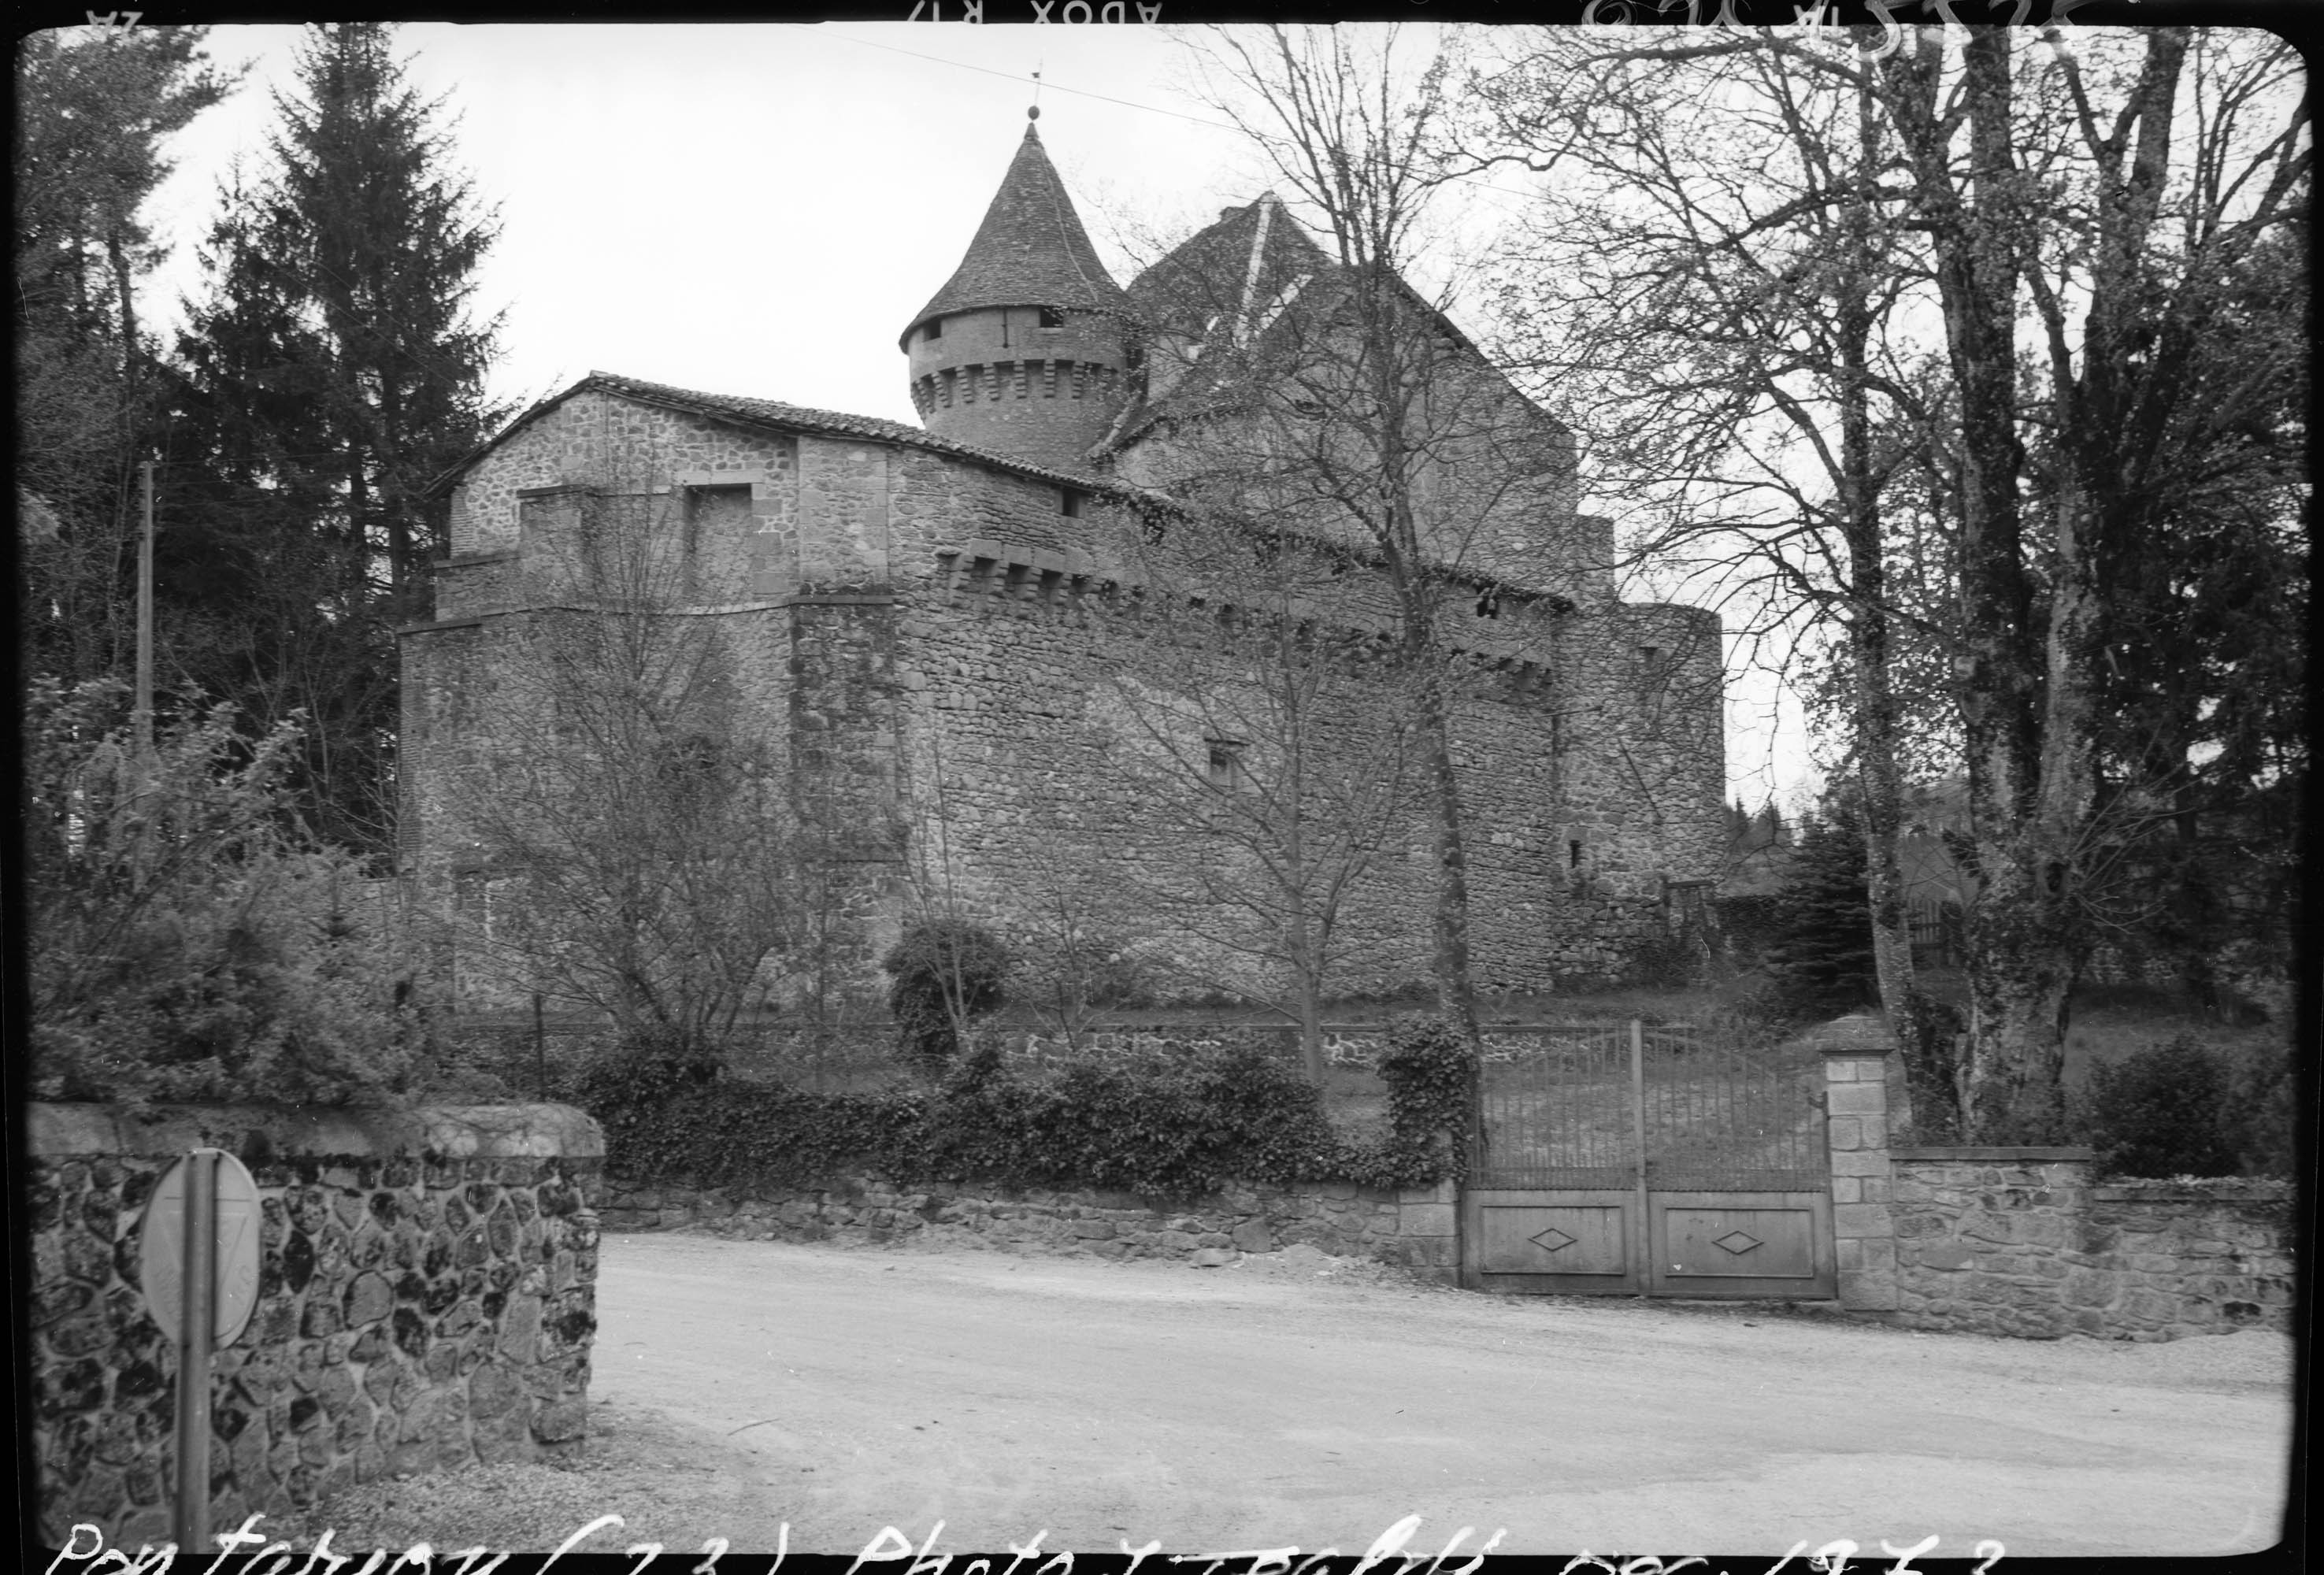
[550,1232,2299,1560]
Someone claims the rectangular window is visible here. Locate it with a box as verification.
[1060,488,1084,519]
[1206,739,1247,793]
[1038,306,1064,328]
[925,318,943,341]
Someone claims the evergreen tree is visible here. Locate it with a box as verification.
[165,22,505,856]
[1762,800,1878,1020]
[15,25,236,688]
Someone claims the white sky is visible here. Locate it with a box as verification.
[133,20,1817,813]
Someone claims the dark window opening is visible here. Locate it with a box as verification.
[1477,584,1501,618]
[925,318,943,342]
[1061,488,1084,519]
[1038,306,1064,328]
[1570,840,1585,869]
[1206,739,1247,792]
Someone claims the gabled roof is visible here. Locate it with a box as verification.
[900,120,1129,349]
[424,370,1127,498]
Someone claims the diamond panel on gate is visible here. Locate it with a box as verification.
[1713,1230,1763,1254]
[1529,1227,1579,1254]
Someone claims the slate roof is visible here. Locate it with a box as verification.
[900,120,1130,350]
[425,370,1129,498]
[1105,195,1557,452]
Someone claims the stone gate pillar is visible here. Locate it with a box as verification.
[1816,1014,1900,1312]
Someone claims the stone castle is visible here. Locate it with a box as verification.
[400,114,1725,1018]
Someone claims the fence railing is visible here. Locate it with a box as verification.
[1474,1018,1828,1191]
[1908,898,1965,967]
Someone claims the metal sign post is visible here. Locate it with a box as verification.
[174,1151,216,1553]
[140,1149,261,1555]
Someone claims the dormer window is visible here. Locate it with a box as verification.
[1038,306,1064,328]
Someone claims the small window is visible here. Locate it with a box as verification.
[1038,306,1064,328]
[1570,840,1585,869]
[1060,488,1084,519]
[1206,740,1247,793]
[924,318,943,342]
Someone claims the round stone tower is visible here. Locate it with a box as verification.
[901,110,1132,473]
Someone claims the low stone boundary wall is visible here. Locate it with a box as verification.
[1807,1017,2296,1341]
[599,1172,1460,1280]
[28,1102,604,1548]
[1889,1152,2294,1340]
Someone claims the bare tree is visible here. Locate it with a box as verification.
[1468,28,1956,1100]
[1143,24,1593,1041]
[1469,24,2306,1137]
[1088,513,1423,1084]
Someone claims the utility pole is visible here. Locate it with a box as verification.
[135,459,156,776]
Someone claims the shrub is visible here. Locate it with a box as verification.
[1370,1014,1480,1186]
[880,917,1010,1071]
[1711,893,1784,965]
[2082,1036,2241,1178]
[576,1017,1482,1196]
[1622,926,1697,989]
[26,679,441,1106]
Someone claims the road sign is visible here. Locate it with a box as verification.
[140,1149,262,1349]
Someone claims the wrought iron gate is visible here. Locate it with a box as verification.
[1462,1021,1836,1299]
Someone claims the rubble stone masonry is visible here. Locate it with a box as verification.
[1811,1015,2295,1340]
[406,389,1726,1008]
[597,1172,1462,1284]
[28,1103,603,1549]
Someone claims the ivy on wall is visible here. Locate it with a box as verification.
[578,1018,1479,1199]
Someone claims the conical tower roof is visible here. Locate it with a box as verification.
[900,119,1129,350]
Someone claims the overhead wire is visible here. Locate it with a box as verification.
[826,28,1550,211]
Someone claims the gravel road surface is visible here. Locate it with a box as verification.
[524,1232,2295,1561]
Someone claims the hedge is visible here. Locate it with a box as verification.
[576,1017,1478,1198]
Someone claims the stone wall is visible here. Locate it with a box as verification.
[409,387,1727,1019]
[1888,1155,2295,1340]
[1811,1016,2296,1340]
[598,1172,1462,1284]
[28,1103,603,1549]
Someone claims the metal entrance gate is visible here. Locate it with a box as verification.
[1463,1021,1836,1299]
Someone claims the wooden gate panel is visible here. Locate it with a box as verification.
[1469,1190,1641,1292]
[1648,1191,1833,1298]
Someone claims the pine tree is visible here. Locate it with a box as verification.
[1762,799,1878,1020]
[165,23,504,856]
[15,25,236,688]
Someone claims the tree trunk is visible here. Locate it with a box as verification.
[1403,608,1481,1043]
[1837,66,1920,1046]
[1882,28,2071,1141]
